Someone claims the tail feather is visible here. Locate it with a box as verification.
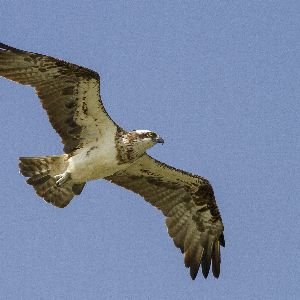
[19,155,85,208]
[26,174,51,185]
[72,183,86,195]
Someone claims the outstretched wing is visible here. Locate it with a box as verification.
[106,154,225,280]
[0,43,117,153]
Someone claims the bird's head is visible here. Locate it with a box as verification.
[125,129,164,155]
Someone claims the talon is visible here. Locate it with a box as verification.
[54,172,71,187]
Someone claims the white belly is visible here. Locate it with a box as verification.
[66,137,128,183]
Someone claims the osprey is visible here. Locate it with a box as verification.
[0,43,225,280]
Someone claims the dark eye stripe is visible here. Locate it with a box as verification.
[140,132,157,139]
[148,132,157,138]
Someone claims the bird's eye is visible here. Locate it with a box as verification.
[148,132,157,138]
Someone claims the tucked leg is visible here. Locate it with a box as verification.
[54,171,72,187]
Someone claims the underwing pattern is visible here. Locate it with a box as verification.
[0,42,225,280]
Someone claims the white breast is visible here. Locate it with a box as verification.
[67,129,127,183]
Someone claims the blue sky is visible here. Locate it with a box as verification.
[0,1,299,299]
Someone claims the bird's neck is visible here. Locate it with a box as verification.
[115,130,147,164]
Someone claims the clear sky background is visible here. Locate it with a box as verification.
[0,1,299,299]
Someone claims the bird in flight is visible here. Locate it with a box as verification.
[0,43,225,280]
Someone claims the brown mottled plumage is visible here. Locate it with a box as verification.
[18,155,85,208]
[106,155,224,279]
[0,43,116,154]
[0,42,225,280]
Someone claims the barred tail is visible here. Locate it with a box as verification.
[19,155,85,208]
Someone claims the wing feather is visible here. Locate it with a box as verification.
[106,154,225,280]
[201,233,216,278]
[0,43,117,153]
[211,240,221,278]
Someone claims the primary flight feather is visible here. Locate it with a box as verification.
[0,43,225,280]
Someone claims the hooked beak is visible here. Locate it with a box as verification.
[156,136,164,144]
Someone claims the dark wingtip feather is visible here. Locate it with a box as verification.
[213,268,220,278]
[201,240,214,278]
[202,269,209,279]
[219,233,225,247]
[201,252,210,278]
[211,241,221,278]
[184,246,201,280]
[190,259,201,280]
